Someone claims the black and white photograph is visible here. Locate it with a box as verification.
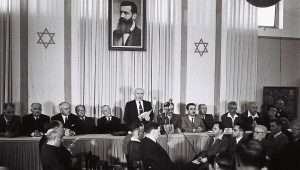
[109,0,146,51]
[1,0,300,170]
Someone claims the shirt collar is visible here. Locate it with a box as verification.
[130,137,141,143]
[248,111,259,118]
[145,135,157,143]
[227,113,238,119]
[273,131,282,138]
[129,21,135,32]
[3,115,9,123]
[236,136,243,143]
[214,133,223,141]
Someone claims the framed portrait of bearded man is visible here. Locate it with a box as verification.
[109,0,146,51]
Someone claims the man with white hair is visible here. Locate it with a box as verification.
[124,88,153,127]
[51,102,80,136]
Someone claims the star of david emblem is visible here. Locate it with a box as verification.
[194,38,208,56]
[37,28,55,48]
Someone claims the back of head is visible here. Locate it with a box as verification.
[235,140,266,169]
[144,122,159,134]
[215,152,234,170]
[39,120,63,149]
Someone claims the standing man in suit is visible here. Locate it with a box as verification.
[75,105,95,134]
[221,101,240,129]
[23,103,50,136]
[51,102,80,136]
[124,88,153,127]
[98,105,122,133]
[140,122,175,170]
[0,103,21,137]
[198,104,214,130]
[113,1,141,46]
[240,102,263,131]
[181,103,206,133]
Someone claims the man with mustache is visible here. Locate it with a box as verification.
[113,1,141,46]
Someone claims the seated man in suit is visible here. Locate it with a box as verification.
[141,122,175,170]
[192,122,232,168]
[97,105,122,133]
[51,102,80,136]
[158,102,181,134]
[232,123,248,145]
[23,103,50,136]
[265,119,289,169]
[240,102,263,131]
[0,103,21,137]
[75,105,95,134]
[221,101,240,129]
[198,104,214,130]
[181,103,206,133]
[124,88,153,127]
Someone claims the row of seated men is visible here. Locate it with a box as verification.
[0,99,291,137]
[0,102,124,137]
[125,119,300,170]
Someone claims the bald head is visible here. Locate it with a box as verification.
[31,103,42,117]
[59,102,71,116]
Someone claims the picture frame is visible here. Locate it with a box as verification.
[109,0,146,51]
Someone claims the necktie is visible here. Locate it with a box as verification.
[138,101,143,114]
[192,117,194,124]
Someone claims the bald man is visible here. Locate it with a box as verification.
[23,103,50,136]
[51,102,80,135]
[124,88,153,127]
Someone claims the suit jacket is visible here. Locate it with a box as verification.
[199,114,214,130]
[22,114,50,135]
[157,113,181,130]
[181,115,206,132]
[221,112,241,128]
[265,132,289,159]
[0,114,21,137]
[51,113,80,133]
[124,100,153,126]
[141,137,174,170]
[196,134,233,162]
[239,111,263,131]
[113,26,141,46]
[77,116,96,134]
[97,116,121,133]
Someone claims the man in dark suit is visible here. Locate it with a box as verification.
[158,102,181,134]
[51,102,80,136]
[140,122,175,170]
[75,105,95,134]
[240,102,263,131]
[192,122,232,168]
[198,104,214,130]
[265,119,289,170]
[23,103,50,136]
[0,103,21,137]
[221,101,240,129]
[124,88,153,127]
[113,1,141,46]
[98,105,122,133]
[181,103,206,133]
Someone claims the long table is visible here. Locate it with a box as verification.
[0,133,209,170]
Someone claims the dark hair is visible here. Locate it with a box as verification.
[144,122,159,133]
[235,140,266,168]
[198,104,206,109]
[186,103,196,110]
[267,105,277,111]
[120,1,138,14]
[215,153,235,170]
[228,101,237,106]
[75,105,85,112]
[269,118,282,126]
[213,121,224,131]
[128,122,142,131]
[234,123,246,132]
[163,102,170,107]
[3,103,15,110]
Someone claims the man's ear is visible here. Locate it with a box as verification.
[132,13,137,20]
